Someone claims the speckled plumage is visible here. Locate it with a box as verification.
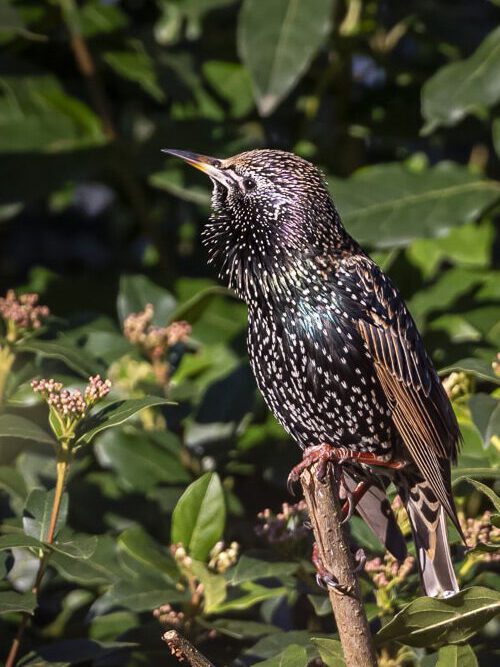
[170,147,463,597]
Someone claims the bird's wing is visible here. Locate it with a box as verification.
[339,255,460,523]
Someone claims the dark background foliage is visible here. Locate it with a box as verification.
[0,1,499,666]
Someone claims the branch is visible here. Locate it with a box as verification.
[162,631,214,667]
[300,467,377,667]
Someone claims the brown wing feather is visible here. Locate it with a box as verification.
[342,255,461,523]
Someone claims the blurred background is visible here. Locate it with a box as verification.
[0,1,500,666]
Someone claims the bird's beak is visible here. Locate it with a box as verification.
[162,149,234,188]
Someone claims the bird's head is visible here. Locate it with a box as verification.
[164,148,347,300]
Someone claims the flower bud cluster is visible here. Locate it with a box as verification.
[0,290,49,338]
[171,543,193,570]
[31,375,112,422]
[442,371,470,400]
[365,553,415,589]
[153,603,185,629]
[123,304,191,360]
[461,511,500,564]
[208,541,240,573]
[255,500,309,545]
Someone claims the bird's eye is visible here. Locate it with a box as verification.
[243,177,256,191]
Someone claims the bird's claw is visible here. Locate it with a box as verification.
[352,547,366,573]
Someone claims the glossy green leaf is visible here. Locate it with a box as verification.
[375,586,500,647]
[0,533,44,551]
[75,397,172,445]
[171,472,226,561]
[23,488,68,541]
[0,414,56,445]
[117,274,177,326]
[0,590,36,615]
[117,526,178,580]
[435,643,478,667]
[238,0,333,116]
[50,534,98,560]
[422,26,500,133]
[255,644,309,666]
[330,163,500,248]
[206,618,281,639]
[210,581,287,614]
[95,428,190,492]
[311,638,346,667]
[50,535,121,586]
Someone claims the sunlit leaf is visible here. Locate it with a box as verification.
[238,0,334,115]
[435,643,478,667]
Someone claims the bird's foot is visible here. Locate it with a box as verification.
[312,543,352,595]
[288,444,407,495]
[287,443,339,494]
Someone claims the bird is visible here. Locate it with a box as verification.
[164,147,464,598]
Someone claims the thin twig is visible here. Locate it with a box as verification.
[162,630,214,667]
[5,458,70,667]
[300,466,377,667]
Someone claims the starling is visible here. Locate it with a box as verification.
[165,148,464,597]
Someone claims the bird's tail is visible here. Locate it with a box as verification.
[402,480,459,598]
[343,474,407,561]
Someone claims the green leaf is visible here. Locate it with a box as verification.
[422,26,500,133]
[0,75,106,153]
[202,61,254,117]
[50,534,98,560]
[231,554,299,585]
[468,393,500,446]
[463,478,500,512]
[0,414,56,446]
[171,472,226,561]
[18,639,136,666]
[79,0,128,38]
[118,526,178,581]
[0,466,27,503]
[237,0,333,116]
[0,533,44,551]
[0,590,36,615]
[311,638,346,667]
[205,618,281,639]
[190,560,227,612]
[436,643,478,667]
[117,274,177,326]
[330,163,500,249]
[210,581,287,614]
[99,578,188,612]
[246,631,327,660]
[255,644,309,666]
[75,397,172,445]
[23,488,68,541]
[95,428,190,492]
[440,358,500,385]
[17,338,101,377]
[375,586,500,648]
[452,468,500,483]
[50,536,120,586]
[103,42,165,102]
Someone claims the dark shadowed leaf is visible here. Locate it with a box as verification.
[435,643,478,667]
[0,414,56,446]
[50,535,121,586]
[422,26,500,133]
[375,586,500,647]
[0,590,36,615]
[205,618,281,639]
[171,472,226,561]
[118,526,179,581]
[17,338,101,377]
[231,553,299,585]
[238,0,334,116]
[117,274,177,326]
[463,478,500,512]
[330,163,500,248]
[0,533,44,551]
[103,45,165,102]
[246,631,328,661]
[17,639,136,666]
[76,397,171,445]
